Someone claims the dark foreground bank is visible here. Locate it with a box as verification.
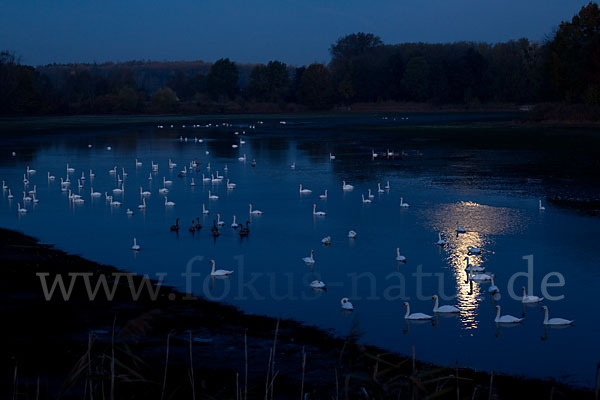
[0,228,593,399]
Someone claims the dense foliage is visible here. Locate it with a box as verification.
[1,3,598,114]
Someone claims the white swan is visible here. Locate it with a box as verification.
[190,178,195,186]
[47,172,55,181]
[395,248,406,262]
[403,302,432,320]
[290,162,296,169]
[28,185,37,195]
[385,181,390,190]
[436,232,446,246]
[456,222,466,233]
[368,189,374,199]
[399,197,410,208]
[89,169,95,178]
[210,260,233,276]
[249,204,263,215]
[467,246,482,255]
[217,213,225,226]
[361,194,372,204]
[464,257,485,273]
[329,153,335,160]
[91,188,102,197]
[17,203,27,213]
[158,187,169,194]
[135,159,142,167]
[312,204,326,216]
[371,149,378,158]
[22,192,32,202]
[238,154,247,162]
[468,267,491,282]
[432,295,460,313]
[522,287,544,304]
[138,198,146,209]
[112,185,123,195]
[540,306,573,326]
[310,280,326,289]
[494,305,523,324]
[66,163,74,173]
[299,184,312,194]
[348,230,357,239]
[110,198,121,207]
[202,174,211,182]
[140,187,151,197]
[539,200,545,211]
[302,250,315,264]
[342,181,353,190]
[321,236,331,245]
[7,189,14,199]
[341,298,354,310]
[226,179,236,189]
[319,190,328,199]
[126,208,134,216]
[2,180,7,190]
[231,215,237,228]
[208,191,219,200]
[202,204,210,215]
[163,177,172,185]
[488,274,499,293]
[164,197,175,207]
[32,194,39,203]
[377,183,385,193]
[26,166,36,174]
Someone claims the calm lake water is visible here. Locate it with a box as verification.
[1,113,599,387]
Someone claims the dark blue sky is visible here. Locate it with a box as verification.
[0,0,590,66]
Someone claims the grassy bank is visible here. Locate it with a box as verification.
[0,227,593,399]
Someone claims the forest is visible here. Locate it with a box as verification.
[0,2,598,116]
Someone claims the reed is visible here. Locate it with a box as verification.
[161,332,171,400]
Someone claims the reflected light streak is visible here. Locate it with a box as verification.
[421,201,528,330]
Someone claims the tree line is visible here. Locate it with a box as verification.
[1,2,598,115]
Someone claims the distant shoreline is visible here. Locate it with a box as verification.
[2,103,599,132]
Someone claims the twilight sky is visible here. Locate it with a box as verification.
[0,0,590,66]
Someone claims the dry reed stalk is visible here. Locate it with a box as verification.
[161,333,171,400]
[300,347,306,400]
[110,317,115,400]
[189,332,196,400]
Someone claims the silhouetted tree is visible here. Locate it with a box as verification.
[207,58,239,101]
[245,60,290,102]
[546,2,600,104]
[297,64,335,110]
[151,87,178,113]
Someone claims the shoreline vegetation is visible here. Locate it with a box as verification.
[0,227,595,399]
[1,3,600,122]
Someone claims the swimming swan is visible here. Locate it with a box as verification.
[312,204,326,216]
[403,302,432,320]
[395,248,406,262]
[494,305,523,324]
[210,260,233,276]
[131,237,140,251]
[522,287,544,304]
[432,295,460,313]
[341,298,354,310]
[302,250,315,264]
[540,305,573,326]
